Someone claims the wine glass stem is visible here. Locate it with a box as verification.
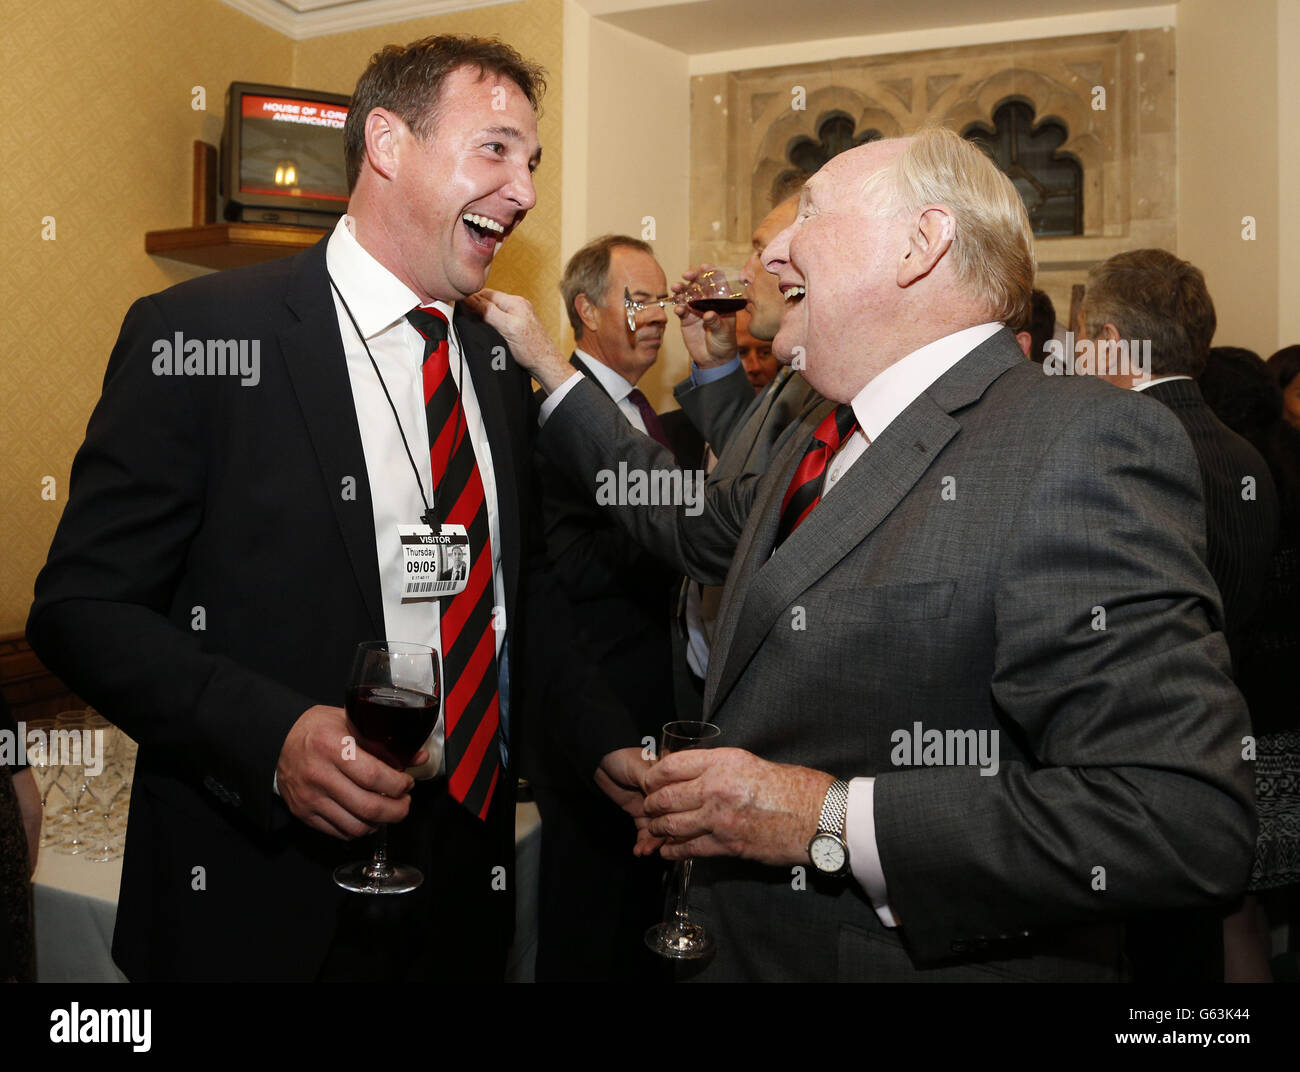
[674,859,693,924]
[365,823,393,881]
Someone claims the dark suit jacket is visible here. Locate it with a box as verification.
[26,240,635,981]
[538,328,1256,981]
[1140,378,1279,663]
[531,355,701,753]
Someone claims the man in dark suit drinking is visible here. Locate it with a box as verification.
[478,127,1256,981]
[27,34,647,982]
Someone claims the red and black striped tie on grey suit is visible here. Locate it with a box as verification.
[406,306,500,820]
[775,403,860,547]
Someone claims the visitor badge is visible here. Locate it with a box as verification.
[398,523,470,603]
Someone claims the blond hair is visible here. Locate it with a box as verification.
[867,126,1035,326]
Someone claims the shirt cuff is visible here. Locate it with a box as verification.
[690,356,740,386]
[847,776,898,927]
[538,371,583,426]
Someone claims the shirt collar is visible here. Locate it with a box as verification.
[850,322,1003,442]
[1131,374,1194,392]
[574,349,635,404]
[326,215,455,340]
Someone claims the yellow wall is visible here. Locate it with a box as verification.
[0,0,564,634]
[1178,0,1282,357]
[1,0,292,635]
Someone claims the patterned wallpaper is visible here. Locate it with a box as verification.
[0,0,564,633]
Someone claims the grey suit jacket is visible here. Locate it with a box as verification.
[542,328,1256,981]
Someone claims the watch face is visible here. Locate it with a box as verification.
[810,833,846,874]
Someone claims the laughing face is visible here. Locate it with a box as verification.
[761,140,910,402]
[740,196,799,341]
[373,65,541,304]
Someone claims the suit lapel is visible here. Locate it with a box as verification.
[279,241,385,637]
[705,331,1024,714]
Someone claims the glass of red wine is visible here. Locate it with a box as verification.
[644,719,723,960]
[624,266,747,331]
[333,640,440,895]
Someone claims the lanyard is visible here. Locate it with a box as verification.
[329,276,468,529]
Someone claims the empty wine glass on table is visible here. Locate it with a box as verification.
[333,641,441,895]
[644,719,723,960]
[624,266,747,331]
[24,717,65,849]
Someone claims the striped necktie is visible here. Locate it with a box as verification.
[775,403,859,547]
[406,305,500,820]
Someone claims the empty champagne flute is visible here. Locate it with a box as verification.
[644,719,723,960]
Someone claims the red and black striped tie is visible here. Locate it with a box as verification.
[407,305,500,820]
[775,403,860,546]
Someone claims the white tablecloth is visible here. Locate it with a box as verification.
[32,802,542,982]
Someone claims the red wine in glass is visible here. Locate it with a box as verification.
[688,296,746,315]
[346,684,438,770]
[334,641,440,895]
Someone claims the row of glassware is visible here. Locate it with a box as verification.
[25,710,137,863]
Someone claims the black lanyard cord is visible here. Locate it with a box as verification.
[329,275,468,529]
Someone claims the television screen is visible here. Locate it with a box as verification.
[222,82,352,225]
[237,92,349,203]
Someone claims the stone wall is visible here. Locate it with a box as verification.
[690,29,1177,326]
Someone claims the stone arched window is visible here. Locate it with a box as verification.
[771,111,882,203]
[963,98,1082,236]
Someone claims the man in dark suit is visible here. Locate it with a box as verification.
[1075,248,1279,981]
[479,127,1256,981]
[529,234,701,979]
[26,34,647,982]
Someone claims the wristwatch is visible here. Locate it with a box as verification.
[807,778,851,876]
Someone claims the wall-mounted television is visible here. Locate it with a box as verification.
[221,81,351,228]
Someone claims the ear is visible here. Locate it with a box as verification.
[1015,330,1033,358]
[363,108,403,182]
[898,205,955,287]
[575,293,600,336]
[1100,322,1122,343]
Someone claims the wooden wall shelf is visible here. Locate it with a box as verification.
[144,141,330,270]
[145,221,327,270]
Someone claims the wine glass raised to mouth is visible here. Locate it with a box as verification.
[625,267,747,331]
[333,641,441,895]
[644,719,723,960]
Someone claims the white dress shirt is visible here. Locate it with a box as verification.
[824,322,1002,926]
[326,215,509,773]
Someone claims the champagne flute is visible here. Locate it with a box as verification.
[644,719,723,960]
[333,641,440,895]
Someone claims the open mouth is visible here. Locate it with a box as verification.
[782,285,806,303]
[462,212,508,252]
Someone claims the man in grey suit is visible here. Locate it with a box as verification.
[1074,247,1279,982]
[670,195,823,481]
[473,128,1255,981]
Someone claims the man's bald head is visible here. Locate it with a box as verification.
[760,128,1035,402]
